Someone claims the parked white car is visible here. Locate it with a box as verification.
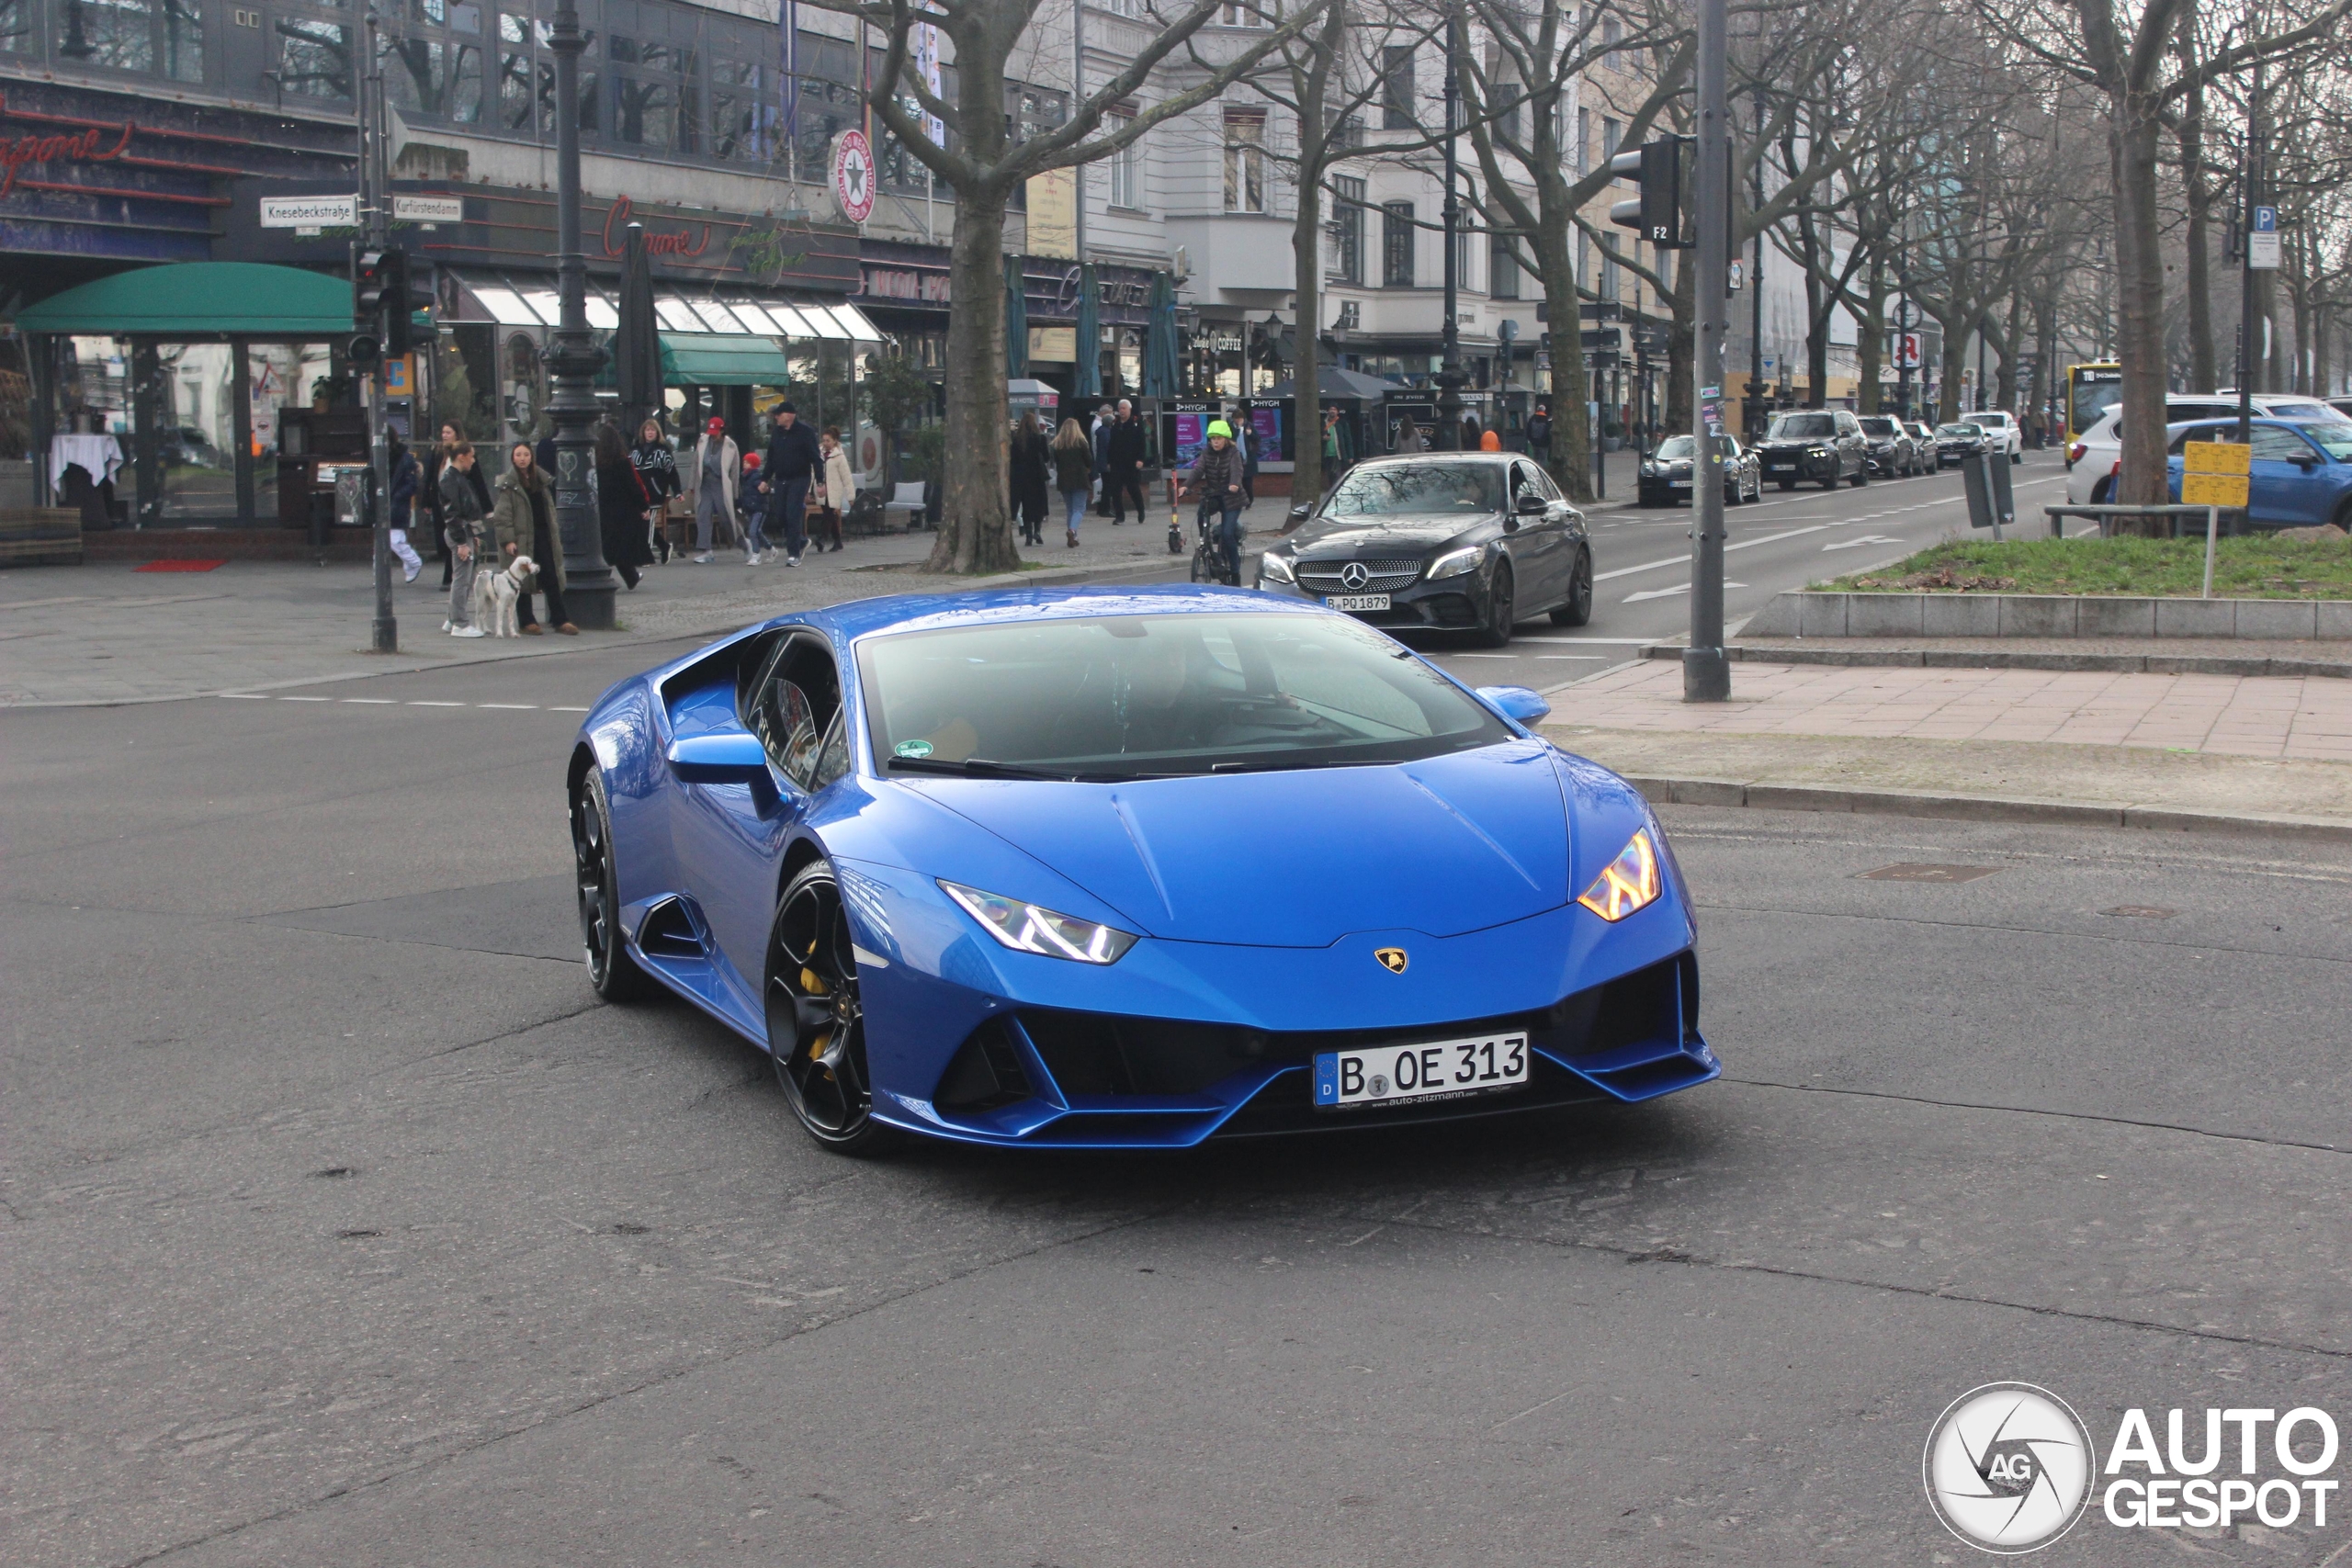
[1970,411,2025,463]
[2065,394,2350,505]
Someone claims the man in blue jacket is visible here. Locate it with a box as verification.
[758,402,822,567]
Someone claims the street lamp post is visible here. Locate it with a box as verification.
[1433,0,1465,452]
[545,0,616,628]
[1683,0,1730,703]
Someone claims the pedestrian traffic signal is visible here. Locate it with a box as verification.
[353,246,424,357]
[346,332,382,370]
[1609,138,1687,249]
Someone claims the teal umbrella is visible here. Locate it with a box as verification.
[1073,263,1101,398]
[1004,254,1028,378]
[1143,270,1180,397]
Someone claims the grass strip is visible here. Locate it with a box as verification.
[1823,534,2352,598]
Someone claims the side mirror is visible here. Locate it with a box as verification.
[1288,503,1314,523]
[1515,493,1548,513]
[667,729,770,783]
[1476,685,1552,724]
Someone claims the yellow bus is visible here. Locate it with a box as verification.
[2064,362,2122,445]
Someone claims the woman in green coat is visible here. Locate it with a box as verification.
[491,441,573,634]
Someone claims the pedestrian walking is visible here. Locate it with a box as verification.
[438,438,487,637]
[811,427,853,553]
[491,440,574,634]
[426,421,461,588]
[1237,416,1261,506]
[594,422,652,590]
[1180,419,1246,577]
[1009,410,1051,547]
[759,400,821,567]
[386,435,424,583]
[684,415,738,564]
[1320,406,1352,498]
[1091,402,1114,514]
[1106,399,1148,525]
[1051,416,1092,548]
[1394,417,1425,454]
[628,417,680,563]
[1526,403,1552,462]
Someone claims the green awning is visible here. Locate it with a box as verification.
[650,332,795,387]
[15,262,354,338]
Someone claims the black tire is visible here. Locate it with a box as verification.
[1474,563,1517,648]
[572,768,653,1003]
[1849,467,1869,487]
[1778,479,1796,491]
[766,860,896,1156]
[1822,471,1841,491]
[2011,450,2023,465]
[1548,548,1593,626]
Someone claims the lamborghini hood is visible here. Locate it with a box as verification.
[901,739,1574,947]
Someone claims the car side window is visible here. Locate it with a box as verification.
[2169,425,2226,454]
[2251,425,2312,462]
[1510,463,1542,503]
[749,634,844,790]
[1836,412,1860,435]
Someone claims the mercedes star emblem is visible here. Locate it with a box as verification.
[1339,562,1371,590]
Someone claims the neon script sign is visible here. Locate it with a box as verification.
[600,195,709,259]
[0,94,133,199]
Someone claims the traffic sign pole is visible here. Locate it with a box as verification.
[1683,0,1730,704]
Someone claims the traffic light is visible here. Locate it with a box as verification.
[382,248,416,356]
[352,245,424,363]
[1609,138,1687,249]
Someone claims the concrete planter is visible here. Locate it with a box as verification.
[1744,591,2352,640]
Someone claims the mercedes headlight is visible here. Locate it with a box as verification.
[1577,830,1662,921]
[1259,551,1296,585]
[1426,545,1483,581]
[940,881,1139,964]
[1809,446,1831,457]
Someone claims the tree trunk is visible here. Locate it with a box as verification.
[1856,258,1887,415]
[2177,19,2217,393]
[1996,291,2022,412]
[1538,243,1592,502]
[1932,306,1968,423]
[2036,295,2059,435]
[927,185,1022,573]
[2109,96,2171,512]
[1665,249,1693,434]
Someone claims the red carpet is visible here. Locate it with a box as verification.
[132,559,227,572]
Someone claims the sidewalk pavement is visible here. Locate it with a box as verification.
[0,508,1260,706]
[1543,656,2352,833]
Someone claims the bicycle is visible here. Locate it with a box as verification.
[1182,495,1242,586]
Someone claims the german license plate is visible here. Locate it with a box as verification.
[1669,479,1690,489]
[1324,593,1390,612]
[1766,463,1793,471]
[1313,1032,1530,1110]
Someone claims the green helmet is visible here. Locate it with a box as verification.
[1206,420,1233,439]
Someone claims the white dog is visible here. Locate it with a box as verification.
[476,554,534,637]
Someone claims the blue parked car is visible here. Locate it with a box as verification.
[2166,418,2352,530]
[566,586,1717,1153]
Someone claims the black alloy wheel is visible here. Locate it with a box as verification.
[572,769,651,1002]
[1548,548,1593,626]
[1475,562,1517,648]
[766,860,893,1154]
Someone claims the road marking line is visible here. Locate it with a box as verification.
[550,705,591,712]
[477,703,538,709]
[220,694,268,699]
[278,695,331,702]
[341,697,396,704]
[407,700,466,706]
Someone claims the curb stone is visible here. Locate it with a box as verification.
[1634,643,2352,680]
[1617,773,2352,845]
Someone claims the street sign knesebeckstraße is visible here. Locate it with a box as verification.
[261,194,356,229]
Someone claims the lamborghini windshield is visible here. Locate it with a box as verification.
[857,612,1513,781]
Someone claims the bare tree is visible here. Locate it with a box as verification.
[823,0,1319,571]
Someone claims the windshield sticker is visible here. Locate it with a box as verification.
[894,739,935,759]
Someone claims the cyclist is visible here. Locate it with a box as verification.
[1180,420,1246,583]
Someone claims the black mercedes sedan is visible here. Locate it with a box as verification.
[1857,415,1920,478]
[1757,409,1869,491]
[1261,454,1592,648]
[1637,433,1762,507]
[1934,422,1990,468]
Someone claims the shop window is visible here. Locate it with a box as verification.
[1105,112,1141,210]
[1223,111,1264,214]
[791,76,859,181]
[710,59,766,164]
[1,0,32,53]
[58,0,205,81]
[384,34,447,113]
[448,40,482,119]
[275,15,351,98]
[1383,200,1414,288]
[613,72,680,151]
[496,12,531,130]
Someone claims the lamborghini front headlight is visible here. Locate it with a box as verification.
[1577,830,1662,921]
[940,881,1139,964]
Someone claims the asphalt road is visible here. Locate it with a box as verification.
[1400,448,2068,694]
[9,568,2352,1567]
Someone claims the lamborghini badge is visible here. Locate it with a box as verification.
[1374,947,1408,975]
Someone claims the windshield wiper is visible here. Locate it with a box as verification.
[1207,756,1382,775]
[887,756,1078,782]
